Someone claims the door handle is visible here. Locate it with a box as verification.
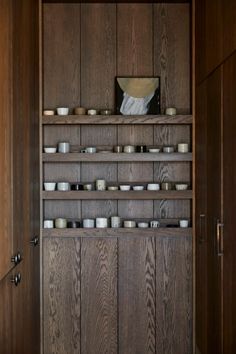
[216,219,224,256]
[30,236,39,246]
[11,252,22,265]
[199,214,206,243]
[11,273,21,286]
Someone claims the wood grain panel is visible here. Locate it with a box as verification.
[43,4,81,110]
[223,0,236,61]
[205,0,223,76]
[43,125,81,146]
[154,4,190,113]
[43,238,81,354]
[119,237,156,353]
[156,235,192,354]
[117,4,153,76]
[81,238,117,354]
[222,53,236,353]
[81,125,118,218]
[44,200,81,220]
[0,271,12,354]
[195,0,206,84]
[195,81,208,353]
[81,4,116,109]
[154,200,191,219]
[0,0,13,280]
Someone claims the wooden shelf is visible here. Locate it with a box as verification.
[42,152,193,162]
[42,190,192,200]
[42,114,192,125]
[42,227,192,238]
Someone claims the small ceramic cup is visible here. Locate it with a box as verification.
[165,107,177,116]
[86,147,97,153]
[111,216,122,228]
[114,145,123,153]
[57,107,69,115]
[57,182,70,191]
[83,219,95,228]
[163,146,175,153]
[83,184,93,191]
[120,185,131,191]
[74,107,86,115]
[100,109,113,115]
[148,148,160,153]
[124,220,136,228]
[71,184,83,191]
[150,220,160,228]
[175,183,188,191]
[161,182,172,191]
[87,109,98,115]
[123,145,135,153]
[96,217,108,228]
[67,221,80,228]
[55,218,67,228]
[44,182,56,191]
[58,142,70,153]
[147,183,160,191]
[136,145,147,153]
[177,143,189,153]
[44,146,57,153]
[96,179,106,191]
[132,185,144,191]
[43,110,55,116]
[43,220,54,229]
[138,222,149,228]
[108,186,119,191]
[179,219,189,228]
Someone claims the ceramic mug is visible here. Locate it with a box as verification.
[55,218,67,228]
[58,142,70,153]
[178,143,189,153]
[57,107,69,115]
[57,182,70,191]
[111,216,121,228]
[43,220,54,229]
[96,217,108,228]
[83,219,95,228]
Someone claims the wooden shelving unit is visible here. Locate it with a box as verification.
[42,114,193,125]
[43,227,193,238]
[42,190,193,200]
[42,152,193,162]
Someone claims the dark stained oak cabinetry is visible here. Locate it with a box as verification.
[41,3,193,354]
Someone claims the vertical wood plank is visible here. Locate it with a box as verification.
[156,235,192,354]
[119,237,156,354]
[81,4,116,109]
[43,4,81,109]
[154,4,190,113]
[81,238,117,354]
[43,238,81,354]
[117,4,153,76]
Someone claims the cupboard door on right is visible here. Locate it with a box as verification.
[223,52,236,353]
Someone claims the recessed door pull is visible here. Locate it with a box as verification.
[216,220,224,256]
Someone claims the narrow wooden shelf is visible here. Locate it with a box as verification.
[42,152,193,162]
[42,114,192,125]
[42,190,193,200]
[42,227,192,238]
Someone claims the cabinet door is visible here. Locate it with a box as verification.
[206,68,223,354]
[0,0,13,280]
[222,52,236,353]
[196,81,208,353]
[0,271,13,354]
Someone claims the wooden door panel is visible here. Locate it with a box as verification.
[195,81,208,354]
[0,0,13,280]
[119,237,156,354]
[43,238,81,354]
[156,235,192,354]
[0,271,13,354]
[223,52,236,353]
[81,238,117,354]
[206,68,223,354]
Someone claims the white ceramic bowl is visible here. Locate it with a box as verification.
[148,148,160,153]
[175,184,188,191]
[57,182,70,191]
[163,146,174,153]
[44,182,56,191]
[108,186,119,191]
[57,107,69,115]
[44,146,57,153]
[133,186,144,191]
[138,222,149,228]
[179,219,189,228]
[120,185,131,191]
[147,183,160,191]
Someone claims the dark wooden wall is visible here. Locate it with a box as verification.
[43,3,190,114]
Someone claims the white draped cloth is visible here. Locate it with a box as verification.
[120,92,154,115]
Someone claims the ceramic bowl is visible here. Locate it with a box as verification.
[147,183,160,191]
[57,107,69,115]
[44,146,57,153]
[44,182,56,191]
[124,220,136,228]
[137,222,149,228]
[132,186,144,191]
[175,183,188,190]
[120,185,131,191]
[148,148,160,153]
[108,186,119,191]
